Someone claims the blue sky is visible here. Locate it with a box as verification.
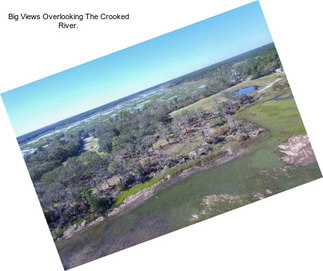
[1,1,273,136]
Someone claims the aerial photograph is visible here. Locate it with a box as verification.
[1,1,321,269]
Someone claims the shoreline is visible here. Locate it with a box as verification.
[108,147,248,219]
[56,146,250,242]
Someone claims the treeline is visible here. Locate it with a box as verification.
[166,42,280,86]
[235,44,281,79]
[25,133,83,181]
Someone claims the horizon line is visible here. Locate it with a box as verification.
[16,41,273,138]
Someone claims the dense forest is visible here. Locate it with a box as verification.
[23,43,283,239]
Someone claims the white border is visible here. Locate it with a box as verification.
[0,0,322,270]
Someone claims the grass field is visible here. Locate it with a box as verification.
[236,98,306,142]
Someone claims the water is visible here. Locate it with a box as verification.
[272,94,294,101]
[57,137,321,269]
[233,85,258,96]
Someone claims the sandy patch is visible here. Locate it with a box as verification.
[279,135,316,166]
[191,194,245,222]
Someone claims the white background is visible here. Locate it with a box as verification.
[0,0,322,270]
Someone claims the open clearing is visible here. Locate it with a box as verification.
[171,72,285,117]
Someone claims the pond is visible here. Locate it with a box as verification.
[233,85,258,97]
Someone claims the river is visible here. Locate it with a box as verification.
[57,135,321,269]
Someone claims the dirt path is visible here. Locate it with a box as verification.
[259,78,282,92]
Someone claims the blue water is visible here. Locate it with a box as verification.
[234,85,258,96]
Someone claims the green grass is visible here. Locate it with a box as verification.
[88,138,98,148]
[236,98,305,142]
[115,177,162,206]
[115,161,197,206]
